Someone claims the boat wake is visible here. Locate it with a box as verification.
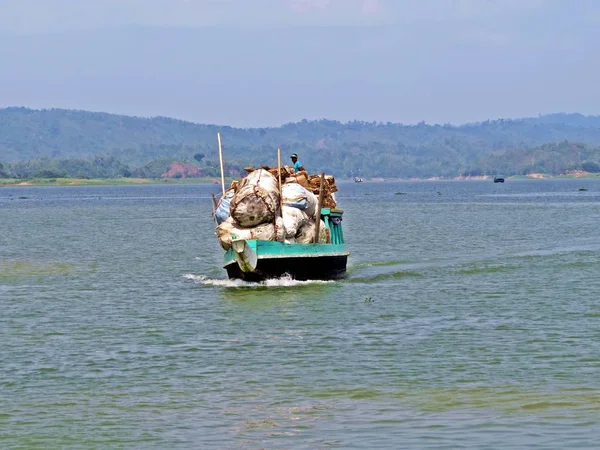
[183,274,335,288]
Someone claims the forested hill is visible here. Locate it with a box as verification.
[2,107,600,178]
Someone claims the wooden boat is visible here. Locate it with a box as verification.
[223,208,349,281]
[494,177,505,183]
[213,135,349,281]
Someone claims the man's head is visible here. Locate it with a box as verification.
[290,153,298,162]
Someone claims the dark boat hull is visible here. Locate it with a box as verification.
[225,254,348,282]
[222,211,349,282]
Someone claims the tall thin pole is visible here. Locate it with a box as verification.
[277,148,284,241]
[217,132,225,196]
[211,193,218,225]
[277,148,283,212]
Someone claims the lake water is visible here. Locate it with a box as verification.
[1,179,600,449]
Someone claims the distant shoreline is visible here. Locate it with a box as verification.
[0,177,228,187]
[366,172,600,182]
[1,173,599,187]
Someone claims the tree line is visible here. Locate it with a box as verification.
[1,108,600,179]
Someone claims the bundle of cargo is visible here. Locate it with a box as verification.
[229,169,279,227]
[214,166,334,250]
[226,164,339,210]
[215,169,280,249]
[296,218,330,244]
[281,169,338,208]
[214,188,235,225]
[216,216,285,250]
[211,134,348,282]
[214,180,239,225]
[268,166,295,182]
[285,170,310,189]
[281,182,318,218]
[307,174,337,208]
[244,165,295,182]
[241,163,338,207]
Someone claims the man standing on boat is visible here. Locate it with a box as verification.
[290,153,306,173]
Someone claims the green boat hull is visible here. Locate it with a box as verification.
[221,207,349,281]
[224,240,349,282]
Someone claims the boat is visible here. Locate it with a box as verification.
[223,207,349,281]
[494,177,505,183]
[354,176,363,183]
[213,136,350,282]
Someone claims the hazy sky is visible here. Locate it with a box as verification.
[1,0,599,126]
[1,0,593,32]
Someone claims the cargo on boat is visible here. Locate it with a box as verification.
[213,160,349,281]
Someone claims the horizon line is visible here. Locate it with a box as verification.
[1,105,597,130]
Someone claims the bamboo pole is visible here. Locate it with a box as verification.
[217,132,225,196]
[277,148,284,241]
[314,172,325,243]
[211,193,218,225]
[277,148,283,212]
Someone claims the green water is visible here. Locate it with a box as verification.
[1,180,599,448]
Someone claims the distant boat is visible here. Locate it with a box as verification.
[354,177,364,183]
[494,177,505,183]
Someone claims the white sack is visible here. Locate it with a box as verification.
[216,216,284,250]
[295,219,330,244]
[282,205,310,238]
[214,188,235,225]
[230,169,280,227]
[281,182,318,218]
